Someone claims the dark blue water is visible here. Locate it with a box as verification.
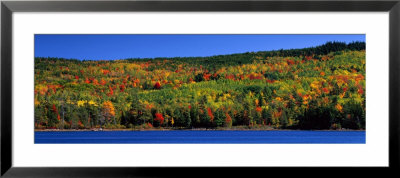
[34,130,365,144]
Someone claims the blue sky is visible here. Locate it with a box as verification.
[35,34,365,60]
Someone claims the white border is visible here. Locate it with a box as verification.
[13,12,389,167]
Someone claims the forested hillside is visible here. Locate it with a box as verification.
[34,41,366,130]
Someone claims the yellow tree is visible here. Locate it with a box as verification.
[102,101,116,126]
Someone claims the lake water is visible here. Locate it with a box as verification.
[34,130,365,144]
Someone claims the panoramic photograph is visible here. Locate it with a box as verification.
[34,34,366,143]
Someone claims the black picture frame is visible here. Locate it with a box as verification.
[1,0,399,177]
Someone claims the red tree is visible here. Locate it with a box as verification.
[154,82,161,89]
[154,113,164,125]
[207,108,214,122]
[52,104,57,113]
[120,84,126,92]
[107,85,114,96]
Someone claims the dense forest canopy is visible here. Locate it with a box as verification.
[34,41,366,130]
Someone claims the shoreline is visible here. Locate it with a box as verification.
[34,128,365,132]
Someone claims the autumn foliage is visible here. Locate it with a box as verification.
[154,113,164,125]
[34,41,365,130]
[154,82,161,89]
